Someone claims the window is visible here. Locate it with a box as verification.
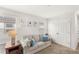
[0,23,4,29]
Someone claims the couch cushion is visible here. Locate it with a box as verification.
[36,42,45,47]
[44,41,51,44]
[27,42,44,51]
[28,44,39,51]
[33,35,39,42]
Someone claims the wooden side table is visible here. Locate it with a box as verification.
[5,42,23,54]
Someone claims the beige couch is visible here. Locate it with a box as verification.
[23,35,51,54]
[24,41,51,54]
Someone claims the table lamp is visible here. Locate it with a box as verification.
[8,30,16,45]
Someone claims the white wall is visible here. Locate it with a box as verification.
[48,12,78,49]
[75,13,79,47]
[76,15,79,42]
[70,13,78,49]
[16,15,48,40]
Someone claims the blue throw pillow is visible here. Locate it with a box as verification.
[31,39,36,46]
[43,36,48,41]
[41,35,49,41]
[42,35,48,41]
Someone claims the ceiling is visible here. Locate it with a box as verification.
[0,5,79,18]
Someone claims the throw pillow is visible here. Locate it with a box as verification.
[31,39,36,47]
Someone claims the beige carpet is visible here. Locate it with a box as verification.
[36,43,79,54]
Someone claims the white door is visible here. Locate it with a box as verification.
[55,22,70,47]
[48,20,71,47]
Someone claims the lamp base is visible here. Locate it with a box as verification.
[11,37,15,46]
